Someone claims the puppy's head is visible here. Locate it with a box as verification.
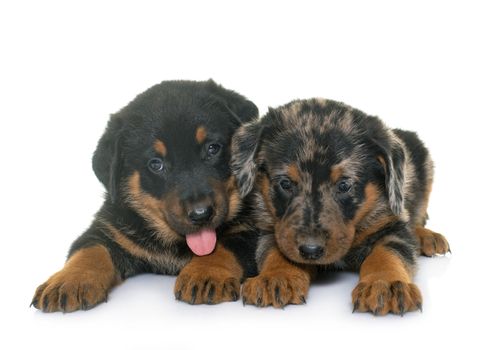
[232,99,404,264]
[93,80,258,255]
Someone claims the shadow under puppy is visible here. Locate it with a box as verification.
[32,80,260,312]
[232,98,450,315]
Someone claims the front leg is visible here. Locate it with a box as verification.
[32,245,120,312]
[174,244,243,305]
[352,243,422,316]
[415,226,450,256]
[242,248,313,308]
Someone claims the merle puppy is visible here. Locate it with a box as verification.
[32,80,259,312]
[232,98,449,315]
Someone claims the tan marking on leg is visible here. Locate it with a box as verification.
[32,245,119,312]
[174,244,243,304]
[241,248,314,308]
[352,245,422,315]
[415,226,450,256]
[360,245,412,282]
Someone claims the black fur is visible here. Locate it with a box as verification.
[32,80,260,312]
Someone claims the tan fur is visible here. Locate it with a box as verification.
[274,219,304,263]
[352,183,380,225]
[331,153,368,183]
[207,176,241,224]
[242,248,313,308]
[259,174,276,217]
[195,126,207,144]
[352,245,422,315]
[126,170,241,240]
[352,214,397,247]
[124,171,181,244]
[273,172,382,265]
[225,175,241,221]
[101,220,190,273]
[174,244,243,304]
[287,163,301,183]
[153,140,167,157]
[377,155,386,169]
[330,165,343,184]
[360,245,413,282]
[32,245,119,312]
[415,226,450,256]
[316,184,355,263]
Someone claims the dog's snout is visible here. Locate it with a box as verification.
[188,205,213,224]
[298,244,324,260]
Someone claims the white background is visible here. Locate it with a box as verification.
[1,1,495,349]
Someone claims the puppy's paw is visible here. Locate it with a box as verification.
[31,269,111,313]
[352,280,422,316]
[241,269,310,308]
[174,266,240,305]
[416,227,450,256]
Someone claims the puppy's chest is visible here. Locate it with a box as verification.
[140,249,192,275]
[127,235,192,275]
[315,247,371,272]
[105,223,192,275]
[315,259,353,273]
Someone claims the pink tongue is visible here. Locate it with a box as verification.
[186,229,217,256]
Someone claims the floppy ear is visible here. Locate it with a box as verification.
[206,79,259,124]
[92,117,124,203]
[231,120,264,198]
[375,133,406,216]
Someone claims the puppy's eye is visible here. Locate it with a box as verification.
[148,158,164,173]
[337,179,352,193]
[279,178,293,191]
[207,143,221,156]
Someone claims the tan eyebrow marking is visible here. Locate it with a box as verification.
[195,126,207,144]
[330,165,343,184]
[287,163,301,182]
[153,140,167,157]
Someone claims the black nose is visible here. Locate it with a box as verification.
[188,206,213,224]
[299,244,324,260]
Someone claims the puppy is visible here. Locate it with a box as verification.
[232,98,450,315]
[31,80,260,312]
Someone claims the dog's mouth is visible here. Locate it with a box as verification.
[185,228,217,256]
[161,199,229,256]
[166,212,226,256]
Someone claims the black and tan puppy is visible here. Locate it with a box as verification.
[31,80,260,312]
[232,98,449,315]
